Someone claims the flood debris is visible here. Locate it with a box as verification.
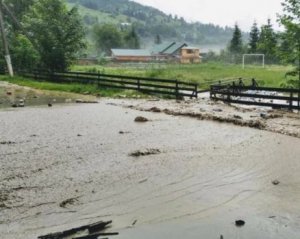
[233,115,242,120]
[76,99,98,104]
[235,220,245,227]
[134,116,149,122]
[59,197,79,208]
[119,131,130,134]
[129,148,161,157]
[0,191,9,208]
[0,141,16,145]
[132,220,138,226]
[272,180,280,185]
[38,220,118,239]
[138,179,148,184]
[149,107,161,113]
[48,103,53,107]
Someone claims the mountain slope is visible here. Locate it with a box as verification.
[67,0,234,49]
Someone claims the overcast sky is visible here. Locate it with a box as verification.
[131,0,284,31]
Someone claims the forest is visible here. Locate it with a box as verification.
[67,0,235,46]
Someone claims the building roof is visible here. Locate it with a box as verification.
[111,49,151,57]
[151,42,176,54]
[182,46,199,50]
[163,43,188,54]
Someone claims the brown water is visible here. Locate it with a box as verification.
[0,100,300,239]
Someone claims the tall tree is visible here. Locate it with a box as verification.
[248,21,260,53]
[257,19,278,62]
[123,27,140,49]
[278,0,300,77]
[154,34,162,44]
[23,0,86,71]
[5,0,35,20]
[93,24,123,55]
[229,24,243,54]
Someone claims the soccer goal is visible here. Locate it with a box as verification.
[242,54,265,69]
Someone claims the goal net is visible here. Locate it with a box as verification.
[242,54,265,69]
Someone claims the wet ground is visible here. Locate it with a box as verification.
[1,97,300,239]
[0,81,98,108]
[117,96,300,138]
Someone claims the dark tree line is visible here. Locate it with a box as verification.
[227,20,279,64]
[68,0,234,45]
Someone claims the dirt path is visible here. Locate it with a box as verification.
[1,101,300,239]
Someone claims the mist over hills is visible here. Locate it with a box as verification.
[67,0,234,50]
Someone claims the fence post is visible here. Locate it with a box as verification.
[289,92,293,110]
[175,80,179,99]
[97,71,100,88]
[227,89,231,104]
[137,79,140,91]
[195,84,198,98]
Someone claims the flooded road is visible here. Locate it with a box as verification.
[0,99,300,239]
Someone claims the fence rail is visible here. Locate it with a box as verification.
[17,70,198,99]
[210,80,300,110]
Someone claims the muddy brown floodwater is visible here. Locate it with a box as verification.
[0,97,300,239]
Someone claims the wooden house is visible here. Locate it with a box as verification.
[180,47,201,63]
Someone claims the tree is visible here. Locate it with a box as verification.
[278,0,300,85]
[248,21,260,53]
[5,0,35,20]
[11,34,39,70]
[229,24,243,54]
[22,0,86,71]
[93,24,123,55]
[257,19,278,63]
[123,27,140,49]
[154,34,162,44]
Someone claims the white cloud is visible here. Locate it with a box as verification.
[131,0,283,31]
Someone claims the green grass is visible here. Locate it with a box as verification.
[0,75,148,98]
[72,62,293,89]
[0,63,295,99]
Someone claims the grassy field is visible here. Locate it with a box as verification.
[72,62,294,89]
[0,63,295,98]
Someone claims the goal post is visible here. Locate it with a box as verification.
[242,54,265,69]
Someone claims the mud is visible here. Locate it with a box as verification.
[1,99,300,239]
[129,148,161,157]
[117,96,300,138]
[0,81,98,108]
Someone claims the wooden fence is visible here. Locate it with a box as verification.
[17,70,199,99]
[210,80,300,110]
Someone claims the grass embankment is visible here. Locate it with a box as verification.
[73,62,293,88]
[0,75,148,98]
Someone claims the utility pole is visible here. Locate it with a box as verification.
[298,40,300,110]
[0,1,13,76]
